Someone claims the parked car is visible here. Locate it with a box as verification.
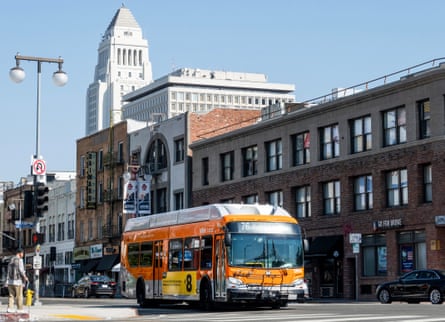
[72,275,116,298]
[376,269,445,304]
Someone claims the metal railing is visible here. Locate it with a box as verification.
[303,57,445,106]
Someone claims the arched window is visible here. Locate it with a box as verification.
[147,139,167,173]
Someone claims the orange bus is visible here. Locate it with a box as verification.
[120,203,306,309]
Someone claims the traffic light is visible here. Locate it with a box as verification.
[32,233,44,245]
[36,183,49,217]
[24,190,33,218]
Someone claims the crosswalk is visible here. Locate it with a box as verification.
[142,311,445,322]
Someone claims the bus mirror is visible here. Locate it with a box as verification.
[303,239,309,252]
[225,232,232,246]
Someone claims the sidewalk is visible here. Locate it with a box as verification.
[0,304,138,321]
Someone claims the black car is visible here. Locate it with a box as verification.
[376,269,445,304]
[72,275,116,298]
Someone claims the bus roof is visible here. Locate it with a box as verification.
[124,204,292,232]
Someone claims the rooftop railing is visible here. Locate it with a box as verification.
[303,57,445,106]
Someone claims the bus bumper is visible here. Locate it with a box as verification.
[227,288,304,303]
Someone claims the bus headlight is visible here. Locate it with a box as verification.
[292,278,305,287]
[227,277,245,288]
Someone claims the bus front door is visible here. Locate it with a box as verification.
[214,235,226,298]
[153,240,163,297]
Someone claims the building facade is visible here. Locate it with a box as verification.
[75,120,145,276]
[191,59,445,300]
[1,172,76,294]
[85,5,153,135]
[122,67,295,123]
[128,108,261,213]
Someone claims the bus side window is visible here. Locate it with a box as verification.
[128,243,140,267]
[140,242,153,267]
[169,239,183,271]
[200,236,213,269]
[184,237,200,270]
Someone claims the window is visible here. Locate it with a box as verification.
[202,157,209,186]
[291,132,310,166]
[386,169,408,207]
[398,231,426,273]
[79,221,84,242]
[423,164,432,203]
[242,145,258,177]
[117,142,124,163]
[362,234,386,276]
[418,99,431,139]
[267,190,283,207]
[128,243,139,267]
[98,149,104,170]
[383,106,406,146]
[155,188,167,213]
[68,214,75,239]
[174,191,184,210]
[242,194,258,204]
[200,236,213,269]
[97,216,102,239]
[140,242,153,267]
[148,139,167,172]
[220,151,234,182]
[174,138,185,163]
[320,124,339,160]
[57,222,65,241]
[169,239,184,271]
[354,175,373,211]
[266,139,282,172]
[323,180,341,215]
[80,156,85,177]
[351,116,372,153]
[294,185,311,218]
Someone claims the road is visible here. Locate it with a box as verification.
[2,297,445,321]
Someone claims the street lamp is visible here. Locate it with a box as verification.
[10,54,68,306]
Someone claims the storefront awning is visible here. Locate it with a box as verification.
[80,259,100,273]
[305,235,343,257]
[96,254,119,272]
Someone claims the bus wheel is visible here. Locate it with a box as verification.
[200,283,213,311]
[136,280,148,308]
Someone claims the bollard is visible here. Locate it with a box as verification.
[26,288,34,307]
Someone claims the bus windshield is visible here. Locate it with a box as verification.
[227,233,303,269]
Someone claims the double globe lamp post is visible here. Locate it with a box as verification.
[9,54,68,305]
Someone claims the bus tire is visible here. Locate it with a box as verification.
[199,281,213,311]
[136,279,148,308]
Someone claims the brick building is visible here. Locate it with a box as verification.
[75,109,259,276]
[191,59,445,299]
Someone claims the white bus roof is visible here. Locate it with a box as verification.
[124,203,291,232]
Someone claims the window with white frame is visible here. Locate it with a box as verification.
[386,168,408,207]
[320,124,339,160]
[351,115,372,153]
[383,106,406,146]
[292,131,310,166]
[354,175,373,211]
[266,139,282,172]
[323,180,341,215]
[294,185,311,218]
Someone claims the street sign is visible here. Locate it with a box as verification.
[15,221,34,229]
[33,255,42,270]
[32,158,46,176]
[349,233,362,244]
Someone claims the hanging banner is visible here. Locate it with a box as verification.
[137,180,151,215]
[123,180,137,214]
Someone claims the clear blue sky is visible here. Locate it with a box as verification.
[1,0,444,184]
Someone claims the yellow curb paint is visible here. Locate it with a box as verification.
[51,314,103,320]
